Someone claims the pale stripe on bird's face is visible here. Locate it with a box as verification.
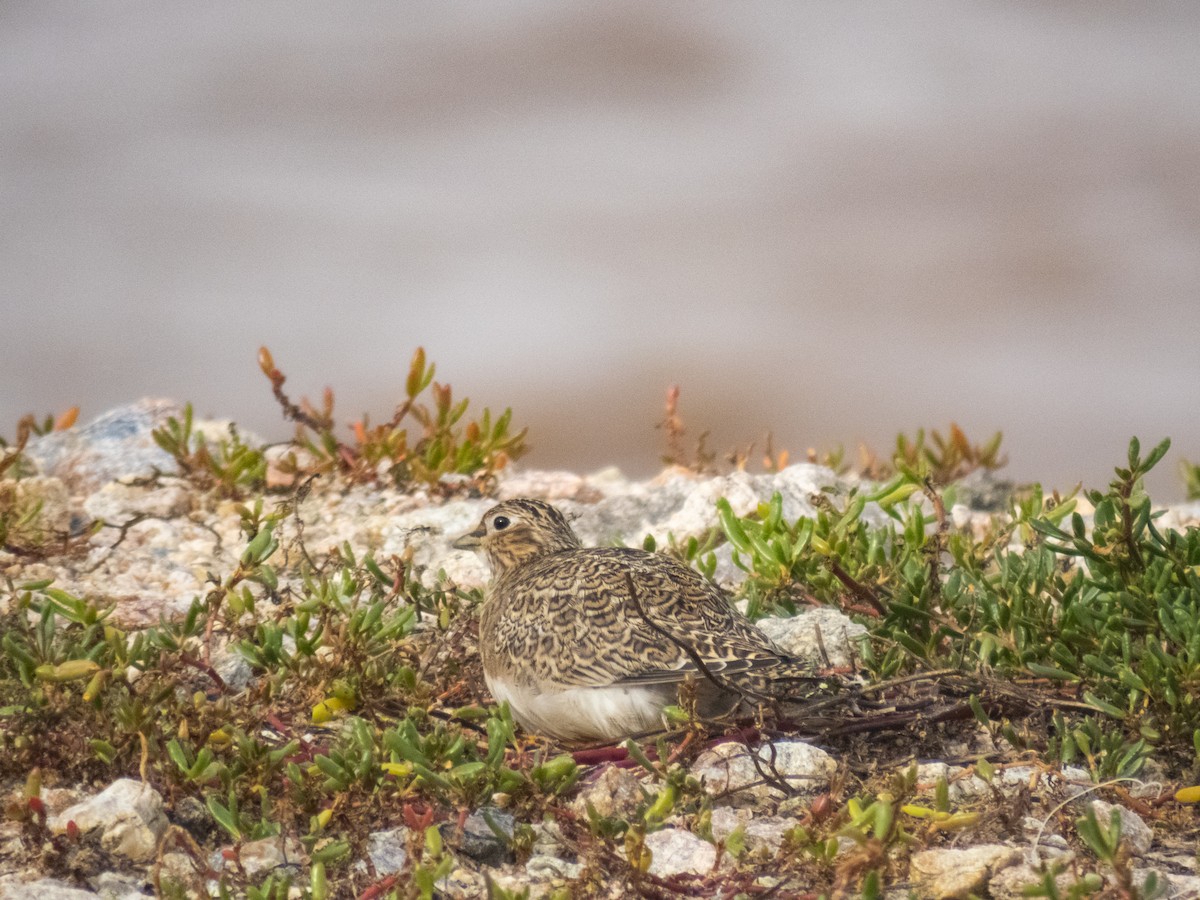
[453,499,581,577]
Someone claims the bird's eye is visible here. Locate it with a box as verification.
[492,515,510,531]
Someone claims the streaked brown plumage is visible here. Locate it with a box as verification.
[453,498,821,742]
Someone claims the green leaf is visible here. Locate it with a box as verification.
[1025,663,1077,681]
[166,739,191,773]
[1082,692,1125,718]
[716,499,752,555]
[310,840,351,864]
[206,796,242,840]
[968,695,989,726]
[1143,436,1171,472]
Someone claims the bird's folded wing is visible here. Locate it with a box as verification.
[614,653,805,687]
[614,657,763,691]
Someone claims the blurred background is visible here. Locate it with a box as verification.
[3,2,1198,498]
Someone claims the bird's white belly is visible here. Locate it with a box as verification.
[487,676,665,742]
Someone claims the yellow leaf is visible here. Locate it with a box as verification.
[1174,785,1200,803]
[932,812,981,831]
[35,659,100,682]
[312,697,349,724]
[82,668,110,702]
[901,805,936,819]
[624,831,651,873]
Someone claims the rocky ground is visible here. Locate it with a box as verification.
[2,400,1199,899]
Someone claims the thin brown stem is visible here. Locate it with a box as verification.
[827,559,887,616]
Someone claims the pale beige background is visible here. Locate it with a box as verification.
[3,2,1198,497]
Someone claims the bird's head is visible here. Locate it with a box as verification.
[452,498,582,576]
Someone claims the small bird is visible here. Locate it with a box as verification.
[453,498,823,743]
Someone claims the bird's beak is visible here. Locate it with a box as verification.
[452,524,486,551]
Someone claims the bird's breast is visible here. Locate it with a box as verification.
[485,673,669,743]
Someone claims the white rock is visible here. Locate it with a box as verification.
[74,516,218,628]
[1059,767,1096,803]
[1156,501,1200,531]
[383,498,493,588]
[0,876,100,900]
[227,835,305,879]
[1147,870,1200,897]
[48,778,167,862]
[4,476,72,536]
[192,418,266,450]
[486,862,577,898]
[1020,816,1069,852]
[643,828,717,878]
[571,764,647,820]
[950,503,974,530]
[155,852,206,895]
[945,764,1064,802]
[496,469,592,501]
[910,844,1022,898]
[756,607,867,667]
[583,467,628,494]
[525,854,583,880]
[24,399,184,496]
[529,819,567,856]
[691,740,836,806]
[567,474,700,546]
[709,806,794,854]
[763,465,839,520]
[437,866,487,899]
[660,471,761,540]
[365,827,409,876]
[914,762,955,788]
[39,787,85,819]
[86,871,149,900]
[211,642,254,692]
[988,861,1077,900]
[83,482,191,522]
